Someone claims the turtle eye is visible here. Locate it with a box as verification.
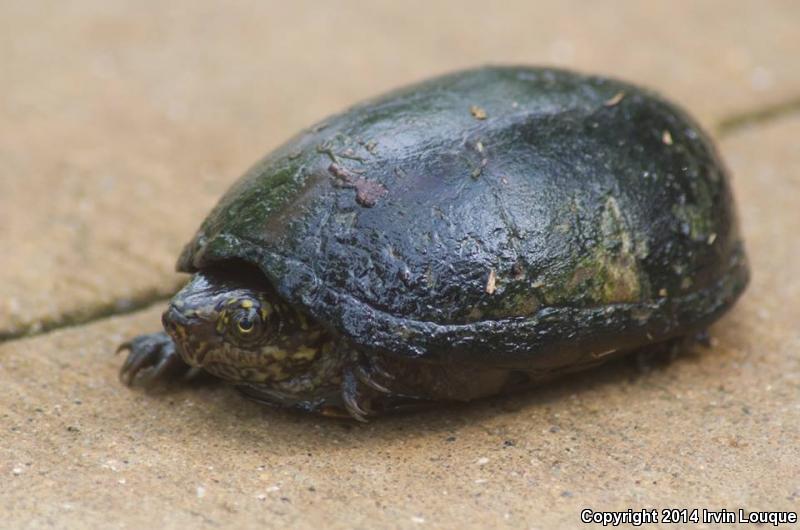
[237,316,255,334]
[231,307,263,340]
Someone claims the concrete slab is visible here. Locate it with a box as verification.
[3,0,800,336]
[2,116,798,529]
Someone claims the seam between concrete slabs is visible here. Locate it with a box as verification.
[0,288,176,344]
[2,93,800,347]
[716,94,800,137]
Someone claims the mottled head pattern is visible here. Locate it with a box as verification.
[163,266,333,384]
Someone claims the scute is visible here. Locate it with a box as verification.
[177,66,748,368]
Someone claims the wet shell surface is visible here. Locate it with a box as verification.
[178,65,748,372]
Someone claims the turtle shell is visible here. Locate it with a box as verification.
[177,66,748,371]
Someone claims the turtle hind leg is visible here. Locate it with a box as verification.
[117,332,201,387]
[694,329,715,348]
[631,333,709,374]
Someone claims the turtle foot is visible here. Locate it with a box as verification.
[340,360,435,421]
[117,332,199,387]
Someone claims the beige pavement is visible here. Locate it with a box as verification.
[1,1,799,528]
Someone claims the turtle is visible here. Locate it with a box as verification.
[118,65,749,420]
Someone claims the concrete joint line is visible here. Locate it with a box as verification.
[717,95,800,137]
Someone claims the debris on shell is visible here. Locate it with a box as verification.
[470,105,488,120]
[591,348,618,359]
[662,130,673,145]
[604,91,625,107]
[363,140,378,154]
[328,163,388,207]
[316,143,338,163]
[658,288,668,297]
[486,269,497,294]
[339,148,366,162]
[707,233,717,245]
[471,158,488,179]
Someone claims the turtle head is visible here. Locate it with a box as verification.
[162,266,330,383]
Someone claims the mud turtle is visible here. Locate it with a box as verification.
[119,66,748,420]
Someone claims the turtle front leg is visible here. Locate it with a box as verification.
[118,332,200,387]
[340,354,435,421]
[340,367,378,422]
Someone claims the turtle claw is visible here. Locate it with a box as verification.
[117,332,193,387]
[353,362,392,394]
[341,369,372,422]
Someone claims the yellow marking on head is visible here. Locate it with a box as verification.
[241,299,253,309]
[292,346,319,361]
[260,345,288,361]
[265,363,288,380]
[216,313,227,333]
